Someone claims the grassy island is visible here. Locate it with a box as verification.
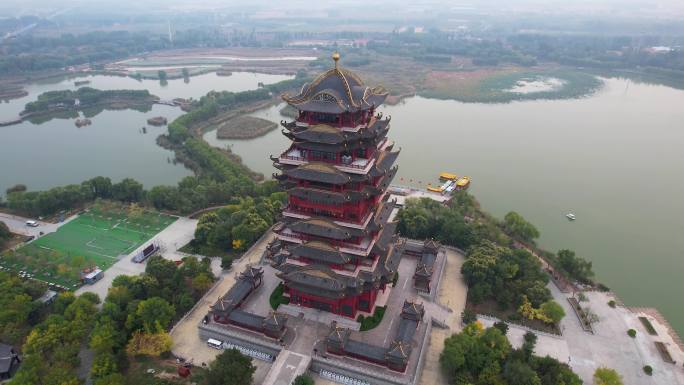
[216,115,278,139]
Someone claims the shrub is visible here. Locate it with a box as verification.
[269,283,289,310]
[593,367,623,385]
[507,313,522,322]
[608,300,616,308]
[391,272,399,288]
[293,374,315,385]
[359,306,386,331]
[540,300,566,324]
[577,292,588,302]
[643,365,653,376]
[221,255,233,270]
[627,329,637,338]
[493,321,509,335]
[462,308,477,324]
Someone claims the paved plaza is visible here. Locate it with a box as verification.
[478,284,684,385]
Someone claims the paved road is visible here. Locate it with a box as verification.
[0,212,60,237]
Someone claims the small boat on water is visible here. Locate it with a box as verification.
[439,172,458,181]
[456,176,470,190]
[566,213,576,221]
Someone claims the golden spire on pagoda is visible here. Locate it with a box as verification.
[332,51,340,69]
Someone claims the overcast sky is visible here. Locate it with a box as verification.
[2,0,684,21]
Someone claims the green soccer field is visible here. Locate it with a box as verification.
[0,207,177,289]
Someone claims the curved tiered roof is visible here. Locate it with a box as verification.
[282,53,388,113]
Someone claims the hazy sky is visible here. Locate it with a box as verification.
[2,0,684,19]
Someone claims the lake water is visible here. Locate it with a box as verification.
[0,72,293,194]
[204,77,684,336]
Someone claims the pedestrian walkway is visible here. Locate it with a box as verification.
[262,350,311,385]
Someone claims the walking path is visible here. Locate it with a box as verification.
[416,248,467,385]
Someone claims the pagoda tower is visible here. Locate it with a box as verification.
[266,52,404,319]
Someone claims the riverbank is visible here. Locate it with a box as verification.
[0,86,28,101]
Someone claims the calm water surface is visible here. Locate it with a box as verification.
[204,77,684,335]
[0,72,292,193]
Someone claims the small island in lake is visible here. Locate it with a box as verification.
[215,115,277,139]
[75,118,92,127]
[147,116,168,126]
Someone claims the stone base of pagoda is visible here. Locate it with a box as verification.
[286,286,381,319]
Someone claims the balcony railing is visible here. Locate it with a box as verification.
[278,148,372,171]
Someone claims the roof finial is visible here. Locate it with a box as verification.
[332,51,340,69]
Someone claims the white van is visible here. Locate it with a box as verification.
[25,220,39,227]
[207,338,223,350]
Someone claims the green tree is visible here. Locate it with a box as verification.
[461,308,477,324]
[145,256,178,289]
[540,301,566,324]
[148,185,180,210]
[532,356,581,385]
[204,348,256,385]
[522,331,538,361]
[440,323,511,383]
[293,374,315,385]
[0,221,11,246]
[195,212,220,245]
[493,321,509,335]
[593,367,623,385]
[503,211,540,242]
[111,178,144,202]
[84,177,113,198]
[192,273,213,295]
[557,249,594,283]
[127,297,175,332]
[221,255,233,270]
[504,360,541,385]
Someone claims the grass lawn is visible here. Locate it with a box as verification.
[0,204,176,289]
